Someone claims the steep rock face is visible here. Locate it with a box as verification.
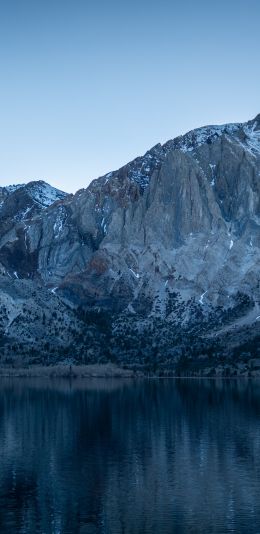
[0,181,68,278]
[59,122,259,315]
[0,115,259,364]
[2,116,259,285]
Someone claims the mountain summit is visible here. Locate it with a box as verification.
[0,116,259,374]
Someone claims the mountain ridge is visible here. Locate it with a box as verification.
[0,115,259,375]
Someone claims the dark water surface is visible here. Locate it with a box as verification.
[0,378,260,533]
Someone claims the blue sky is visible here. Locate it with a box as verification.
[0,0,259,193]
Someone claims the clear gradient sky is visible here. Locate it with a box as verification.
[0,0,259,193]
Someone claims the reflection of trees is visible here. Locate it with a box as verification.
[0,379,259,533]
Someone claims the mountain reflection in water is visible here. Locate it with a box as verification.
[0,378,259,533]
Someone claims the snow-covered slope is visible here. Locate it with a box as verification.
[26,180,67,207]
[0,180,68,222]
[4,184,24,193]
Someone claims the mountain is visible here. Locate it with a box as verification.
[0,116,259,375]
[0,180,67,218]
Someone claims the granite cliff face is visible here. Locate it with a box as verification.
[0,116,259,373]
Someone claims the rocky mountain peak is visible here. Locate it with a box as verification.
[24,180,67,208]
[0,115,259,368]
[253,113,260,123]
[0,180,67,221]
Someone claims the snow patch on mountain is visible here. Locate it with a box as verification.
[122,116,260,191]
[4,184,24,193]
[53,207,66,238]
[93,116,260,198]
[243,122,260,156]
[27,181,67,207]
[14,205,33,222]
[167,123,241,154]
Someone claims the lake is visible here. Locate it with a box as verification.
[0,378,259,533]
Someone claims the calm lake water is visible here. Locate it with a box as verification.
[0,378,259,533]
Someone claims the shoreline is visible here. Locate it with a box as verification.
[0,363,258,378]
[0,364,135,378]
